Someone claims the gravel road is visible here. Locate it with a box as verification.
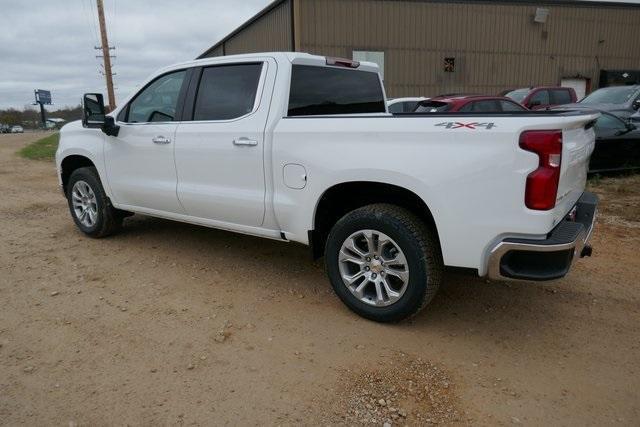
[1,132,639,425]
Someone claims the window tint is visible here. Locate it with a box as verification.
[194,63,263,121]
[595,113,626,131]
[388,103,404,113]
[288,65,386,116]
[127,70,186,123]
[500,100,526,111]
[551,89,572,105]
[529,90,550,106]
[464,100,501,113]
[388,101,421,113]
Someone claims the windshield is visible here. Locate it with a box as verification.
[581,86,638,105]
[503,89,530,103]
[414,101,451,113]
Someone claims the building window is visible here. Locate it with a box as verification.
[353,51,385,79]
[444,57,455,72]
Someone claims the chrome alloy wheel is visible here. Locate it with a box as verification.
[71,180,98,228]
[338,229,409,307]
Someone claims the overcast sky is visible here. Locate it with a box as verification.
[0,0,270,110]
[1,0,639,111]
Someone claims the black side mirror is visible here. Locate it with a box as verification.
[82,93,119,136]
[627,122,637,131]
[82,93,106,128]
[632,100,640,111]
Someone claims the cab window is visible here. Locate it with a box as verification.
[193,63,264,121]
[126,70,186,123]
[529,90,550,106]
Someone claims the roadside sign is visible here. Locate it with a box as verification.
[35,89,52,105]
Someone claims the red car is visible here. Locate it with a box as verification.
[502,86,577,110]
[413,94,528,113]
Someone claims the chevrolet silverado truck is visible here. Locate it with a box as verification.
[56,52,599,322]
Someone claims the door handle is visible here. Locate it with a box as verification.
[152,136,171,144]
[233,137,258,146]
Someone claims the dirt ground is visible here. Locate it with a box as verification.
[1,132,639,426]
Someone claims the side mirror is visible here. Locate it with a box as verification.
[627,122,637,131]
[82,93,106,128]
[82,93,119,136]
[528,100,541,108]
[632,100,640,111]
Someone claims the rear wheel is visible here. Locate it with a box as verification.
[66,167,123,238]
[325,204,442,322]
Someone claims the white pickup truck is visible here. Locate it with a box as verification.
[56,52,599,322]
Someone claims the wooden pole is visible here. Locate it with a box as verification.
[96,0,116,110]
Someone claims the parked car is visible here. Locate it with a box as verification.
[503,87,577,110]
[56,52,599,322]
[561,85,640,121]
[0,124,10,133]
[413,95,527,113]
[10,125,24,133]
[387,97,428,113]
[553,106,640,172]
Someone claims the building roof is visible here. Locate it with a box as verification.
[198,0,640,59]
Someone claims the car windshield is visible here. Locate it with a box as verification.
[581,86,638,105]
[503,89,530,103]
[413,101,451,112]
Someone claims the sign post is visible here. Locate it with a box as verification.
[34,89,52,129]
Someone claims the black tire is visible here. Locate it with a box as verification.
[325,204,443,322]
[65,167,123,238]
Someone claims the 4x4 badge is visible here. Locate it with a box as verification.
[435,122,497,129]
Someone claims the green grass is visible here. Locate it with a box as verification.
[18,133,59,160]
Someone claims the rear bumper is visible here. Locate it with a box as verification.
[487,191,598,281]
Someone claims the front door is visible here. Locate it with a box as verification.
[174,59,273,227]
[105,69,188,214]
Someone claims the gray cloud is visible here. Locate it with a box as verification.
[0,0,271,109]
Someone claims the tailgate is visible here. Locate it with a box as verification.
[554,115,598,220]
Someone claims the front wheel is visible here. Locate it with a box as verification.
[325,204,443,322]
[66,167,123,238]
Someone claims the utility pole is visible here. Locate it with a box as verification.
[95,0,116,110]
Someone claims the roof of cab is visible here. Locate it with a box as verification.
[156,52,380,75]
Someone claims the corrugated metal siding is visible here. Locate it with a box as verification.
[212,0,292,56]
[298,0,640,96]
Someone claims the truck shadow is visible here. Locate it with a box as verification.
[115,215,581,342]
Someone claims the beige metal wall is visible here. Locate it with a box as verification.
[297,0,640,97]
[202,0,292,57]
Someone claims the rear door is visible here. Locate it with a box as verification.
[174,59,274,226]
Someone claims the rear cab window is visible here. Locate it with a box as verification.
[287,65,386,116]
[551,89,573,105]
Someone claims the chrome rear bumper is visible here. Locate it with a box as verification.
[487,192,598,281]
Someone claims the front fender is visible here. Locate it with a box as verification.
[56,121,110,197]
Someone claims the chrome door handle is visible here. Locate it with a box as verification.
[233,137,258,146]
[152,136,171,144]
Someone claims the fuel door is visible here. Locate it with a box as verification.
[283,163,307,189]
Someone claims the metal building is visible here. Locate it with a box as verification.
[198,0,640,98]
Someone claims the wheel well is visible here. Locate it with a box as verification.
[310,182,441,259]
[60,155,95,193]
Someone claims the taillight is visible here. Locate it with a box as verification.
[519,130,562,210]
